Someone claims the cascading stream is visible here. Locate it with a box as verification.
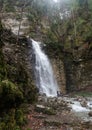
[32,39,59,97]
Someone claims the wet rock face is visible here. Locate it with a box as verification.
[50,58,66,94]
[1,34,38,102]
[46,51,92,93]
[50,52,92,93]
[64,53,92,92]
[2,39,33,81]
[45,43,92,93]
[45,41,92,93]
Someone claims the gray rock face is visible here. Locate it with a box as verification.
[63,52,92,92]
[45,42,92,93]
[50,58,66,94]
[2,26,92,95]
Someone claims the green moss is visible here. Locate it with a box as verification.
[15,109,24,126]
[0,108,25,130]
[0,21,38,130]
[35,106,56,115]
[75,92,92,97]
[0,50,7,81]
[44,120,61,127]
[0,80,23,110]
[43,108,56,115]
[0,122,6,130]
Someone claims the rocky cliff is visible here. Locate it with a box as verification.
[0,23,37,104]
[49,57,66,94]
[64,48,92,93]
[1,18,92,95]
[0,21,38,129]
[45,43,92,94]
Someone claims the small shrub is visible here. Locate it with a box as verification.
[15,109,24,126]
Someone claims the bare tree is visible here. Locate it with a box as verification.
[17,0,34,43]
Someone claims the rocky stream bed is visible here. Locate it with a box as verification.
[23,95,92,130]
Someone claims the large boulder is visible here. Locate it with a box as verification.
[88,111,92,117]
[35,104,56,115]
[0,80,23,109]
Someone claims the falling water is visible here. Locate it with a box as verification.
[32,39,59,97]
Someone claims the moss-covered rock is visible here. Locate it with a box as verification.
[0,24,38,129]
[0,80,23,110]
[35,105,56,115]
[15,109,25,126]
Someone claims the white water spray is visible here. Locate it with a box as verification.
[32,39,59,97]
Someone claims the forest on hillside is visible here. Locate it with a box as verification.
[0,0,92,48]
[0,0,92,130]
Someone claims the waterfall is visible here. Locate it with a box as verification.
[32,39,59,97]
